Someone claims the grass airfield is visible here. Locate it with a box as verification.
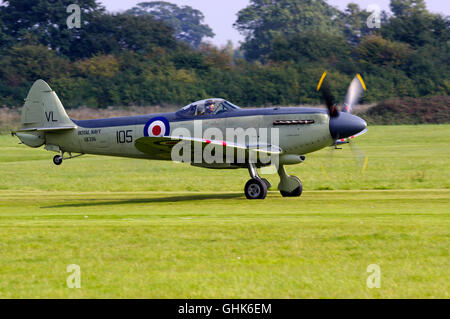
[0,125,449,298]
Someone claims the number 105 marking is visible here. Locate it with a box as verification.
[116,130,133,144]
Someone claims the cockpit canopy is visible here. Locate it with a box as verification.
[176,99,240,118]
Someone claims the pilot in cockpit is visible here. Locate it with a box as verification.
[205,100,216,114]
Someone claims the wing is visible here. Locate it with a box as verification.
[134,136,282,163]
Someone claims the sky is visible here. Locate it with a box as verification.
[99,0,450,47]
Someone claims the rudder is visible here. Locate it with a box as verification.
[20,79,75,131]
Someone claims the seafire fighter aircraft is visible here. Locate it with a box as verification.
[12,72,367,199]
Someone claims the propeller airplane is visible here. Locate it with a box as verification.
[12,72,367,199]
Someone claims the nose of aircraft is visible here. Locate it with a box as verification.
[329,112,367,139]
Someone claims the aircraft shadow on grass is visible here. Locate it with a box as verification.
[41,193,243,209]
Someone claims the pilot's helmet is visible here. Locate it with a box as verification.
[205,100,215,112]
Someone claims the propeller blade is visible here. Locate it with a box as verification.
[327,139,368,174]
[316,71,338,117]
[348,140,368,174]
[342,74,366,114]
[320,146,334,181]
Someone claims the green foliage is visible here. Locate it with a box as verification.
[234,0,345,61]
[361,96,450,124]
[390,0,427,17]
[0,0,448,110]
[354,35,413,68]
[70,13,177,59]
[0,45,70,87]
[127,1,214,48]
[342,3,375,44]
[269,31,351,65]
[0,14,13,53]
[382,11,448,48]
[234,0,449,104]
[0,0,104,56]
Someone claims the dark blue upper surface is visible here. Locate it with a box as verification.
[72,107,327,128]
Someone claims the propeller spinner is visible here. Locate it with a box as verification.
[316,72,367,140]
[317,72,369,173]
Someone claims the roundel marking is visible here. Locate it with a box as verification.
[152,125,161,136]
[144,117,170,137]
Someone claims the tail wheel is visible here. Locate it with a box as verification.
[53,155,63,166]
[245,178,267,200]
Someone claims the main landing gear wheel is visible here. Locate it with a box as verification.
[245,163,268,199]
[53,155,63,165]
[280,177,303,197]
[277,165,303,198]
[245,178,268,200]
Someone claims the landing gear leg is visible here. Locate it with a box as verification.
[249,163,271,189]
[52,151,84,165]
[277,165,302,197]
[244,163,268,199]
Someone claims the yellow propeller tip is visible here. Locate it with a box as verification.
[316,71,327,91]
[357,74,367,91]
[361,156,369,174]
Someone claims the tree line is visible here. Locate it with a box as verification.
[0,0,448,108]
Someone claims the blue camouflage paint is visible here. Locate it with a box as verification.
[72,107,327,129]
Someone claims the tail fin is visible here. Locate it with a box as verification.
[19,79,76,132]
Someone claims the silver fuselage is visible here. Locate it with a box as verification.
[45,107,334,166]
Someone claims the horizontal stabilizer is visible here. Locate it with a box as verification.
[15,125,77,133]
